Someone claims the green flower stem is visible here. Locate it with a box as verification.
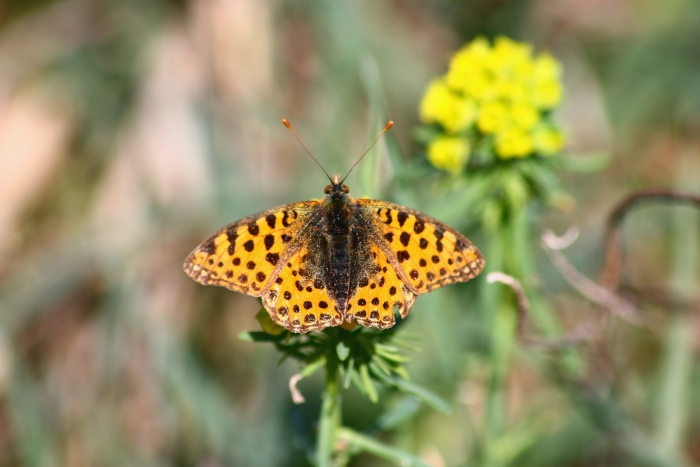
[316,354,341,467]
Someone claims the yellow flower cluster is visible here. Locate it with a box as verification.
[420,36,566,171]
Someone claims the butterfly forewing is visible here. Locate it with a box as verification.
[183,202,318,296]
[357,200,485,296]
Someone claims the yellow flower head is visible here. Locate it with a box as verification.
[495,128,534,159]
[420,80,477,133]
[477,101,509,134]
[420,36,565,166]
[427,136,471,174]
[533,125,565,155]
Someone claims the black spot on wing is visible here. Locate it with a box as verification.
[413,219,425,234]
[397,250,410,262]
[226,228,237,245]
[202,239,215,254]
[397,211,408,227]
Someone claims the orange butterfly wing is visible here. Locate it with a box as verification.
[345,242,416,329]
[183,201,317,296]
[356,199,484,307]
[261,245,344,333]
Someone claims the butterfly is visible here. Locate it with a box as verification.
[183,120,485,333]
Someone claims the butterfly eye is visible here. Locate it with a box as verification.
[342,185,350,193]
[324,185,332,194]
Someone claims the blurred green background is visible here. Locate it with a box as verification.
[0,0,699,466]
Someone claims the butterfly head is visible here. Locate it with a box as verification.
[324,174,350,197]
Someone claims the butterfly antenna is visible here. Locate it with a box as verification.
[341,121,394,184]
[282,118,332,183]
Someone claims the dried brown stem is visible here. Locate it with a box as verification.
[542,229,647,327]
[487,272,595,348]
[601,190,700,290]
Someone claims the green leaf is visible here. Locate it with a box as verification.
[374,346,411,363]
[336,341,350,361]
[360,364,379,403]
[343,357,355,389]
[255,308,286,336]
[372,370,451,414]
[237,331,283,342]
[301,357,326,378]
[337,428,432,467]
[349,368,368,395]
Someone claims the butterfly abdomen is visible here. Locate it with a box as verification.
[329,235,351,308]
[322,195,355,312]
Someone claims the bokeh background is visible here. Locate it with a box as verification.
[0,0,699,466]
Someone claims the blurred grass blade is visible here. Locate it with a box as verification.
[371,368,451,414]
[6,362,59,467]
[364,397,422,434]
[337,427,432,467]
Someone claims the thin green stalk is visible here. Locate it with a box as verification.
[483,222,513,467]
[655,155,697,457]
[317,355,341,467]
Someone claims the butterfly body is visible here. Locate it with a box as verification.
[184,174,485,334]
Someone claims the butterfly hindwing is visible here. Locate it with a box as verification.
[357,199,485,295]
[183,202,318,295]
[261,245,343,333]
[346,243,416,330]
